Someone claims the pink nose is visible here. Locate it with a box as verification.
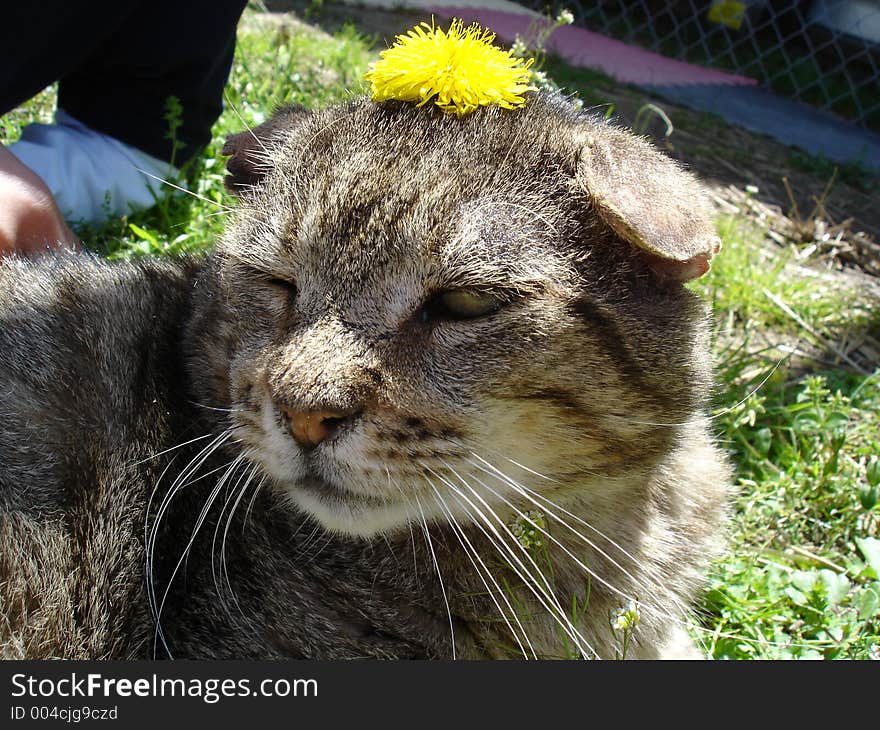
[280,406,350,447]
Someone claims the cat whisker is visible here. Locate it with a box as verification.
[436,482,590,659]
[464,452,704,639]
[292,524,322,560]
[467,452,654,578]
[512,478,698,623]
[291,516,330,562]
[412,491,457,660]
[146,428,234,657]
[218,461,262,618]
[301,530,336,565]
[209,457,251,577]
[148,443,239,582]
[144,451,191,582]
[134,168,242,215]
[438,461,577,639]
[153,451,241,657]
[426,467,595,659]
[187,400,243,414]
[387,469,421,584]
[210,458,256,614]
[473,465,668,621]
[467,455,674,603]
[467,457,646,596]
[602,354,790,429]
[242,474,267,535]
[439,434,706,650]
[204,209,235,219]
[426,480,535,659]
[223,93,270,156]
[133,431,215,467]
[444,434,603,486]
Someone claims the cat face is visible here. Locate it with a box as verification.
[210,95,719,537]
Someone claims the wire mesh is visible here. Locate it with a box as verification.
[521,1,880,131]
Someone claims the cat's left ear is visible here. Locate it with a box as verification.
[222,105,311,194]
[575,125,721,282]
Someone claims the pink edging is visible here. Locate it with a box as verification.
[428,7,758,87]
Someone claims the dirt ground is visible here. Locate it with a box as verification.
[264,1,879,276]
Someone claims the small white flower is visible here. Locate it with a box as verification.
[556,9,575,26]
[510,36,528,58]
[510,510,546,551]
[611,600,641,631]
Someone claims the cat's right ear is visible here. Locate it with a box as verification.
[574,124,721,283]
[221,105,311,195]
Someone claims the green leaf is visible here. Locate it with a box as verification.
[799,649,824,660]
[793,413,821,432]
[860,484,878,512]
[856,537,880,575]
[791,570,819,593]
[128,222,159,247]
[867,456,880,488]
[855,584,880,620]
[825,413,849,430]
[753,427,772,456]
[817,570,850,606]
[784,586,807,605]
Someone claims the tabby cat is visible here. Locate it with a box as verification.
[0,93,730,659]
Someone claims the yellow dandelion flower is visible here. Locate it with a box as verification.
[365,19,536,116]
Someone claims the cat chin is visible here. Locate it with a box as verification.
[281,484,425,539]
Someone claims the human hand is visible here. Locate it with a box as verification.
[0,144,80,258]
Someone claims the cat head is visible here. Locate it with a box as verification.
[199,93,719,537]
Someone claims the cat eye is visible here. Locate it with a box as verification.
[242,264,298,299]
[421,289,505,321]
[263,276,298,299]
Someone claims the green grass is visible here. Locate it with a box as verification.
[696,215,876,336]
[691,218,880,659]
[3,6,878,659]
[701,364,880,659]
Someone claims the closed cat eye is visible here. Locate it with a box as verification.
[242,264,298,298]
[421,289,504,321]
[264,276,298,298]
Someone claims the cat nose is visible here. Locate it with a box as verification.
[279,406,357,448]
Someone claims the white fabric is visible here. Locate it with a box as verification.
[9,110,178,225]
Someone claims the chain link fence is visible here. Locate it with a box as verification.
[522,1,880,132]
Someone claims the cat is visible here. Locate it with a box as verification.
[0,92,730,659]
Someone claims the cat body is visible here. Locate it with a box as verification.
[0,94,730,659]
